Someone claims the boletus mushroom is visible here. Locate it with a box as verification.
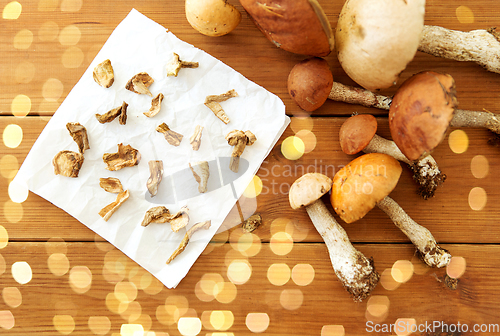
[185,0,241,37]
[339,114,445,199]
[239,0,334,57]
[331,153,451,268]
[289,173,379,302]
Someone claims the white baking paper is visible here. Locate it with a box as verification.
[14,9,289,288]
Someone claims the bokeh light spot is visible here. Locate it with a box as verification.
[471,155,489,179]
[46,237,67,255]
[295,129,317,153]
[0,226,8,249]
[290,115,313,133]
[121,301,142,323]
[292,263,315,286]
[391,260,414,283]
[234,232,261,257]
[3,124,23,149]
[61,0,82,12]
[39,21,59,40]
[48,253,70,276]
[3,1,22,19]
[69,266,92,293]
[270,232,293,255]
[280,289,303,310]
[216,281,237,304]
[243,175,263,198]
[469,187,487,211]
[42,78,64,101]
[3,201,23,223]
[0,311,15,329]
[12,261,32,284]
[120,324,144,336]
[246,313,269,333]
[62,46,84,68]
[394,318,417,336]
[0,155,19,179]
[210,311,234,331]
[410,254,430,275]
[281,136,305,160]
[267,263,290,286]
[0,255,5,276]
[53,315,75,335]
[106,293,127,314]
[448,129,468,154]
[178,317,202,336]
[227,259,252,285]
[8,179,28,203]
[321,325,345,336]
[456,5,474,24]
[447,256,466,279]
[2,287,21,308]
[11,94,31,117]
[115,281,138,303]
[380,268,401,291]
[13,29,33,50]
[59,25,81,45]
[88,316,111,335]
[366,295,390,322]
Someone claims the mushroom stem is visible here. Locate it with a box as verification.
[230,140,246,172]
[418,25,500,74]
[364,134,445,199]
[450,109,500,134]
[305,198,379,302]
[376,196,451,268]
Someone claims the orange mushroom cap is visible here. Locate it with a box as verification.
[339,114,378,155]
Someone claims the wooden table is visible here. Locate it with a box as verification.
[2,0,500,334]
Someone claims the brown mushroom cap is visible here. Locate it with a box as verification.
[331,153,402,223]
[389,71,457,161]
[239,0,334,57]
[339,114,378,155]
[289,173,332,210]
[288,57,334,112]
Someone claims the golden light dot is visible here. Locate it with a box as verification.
[8,180,28,203]
[88,316,111,335]
[3,201,23,223]
[243,175,263,198]
[11,261,32,284]
[447,256,467,279]
[195,280,215,302]
[121,301,142,323]
[139,272,153,291]
[394,318,417,336]
[59,25,81,46]
[0,226,8,249]
[227,259,252,285]
[366,295,390,320]
[106,293,127,314]
[15,62,36,84]
[281,136,305,160]
[391,260,414,283]
[38,0,59,11]
[280,288,303,310]
[0,155,19,179]
[0,255,5,276]
[216,281,237,304]
[292,263,315,286]
[295,129,317,153]
[2,1,22,19]
[246,313,269,333]
[267,263,290,286]
[13,29,33,50]
[0,311,15,330]
[48,253,69,276]
[290,115,314,133]
[270,217,292,235]
[270,232,293,256]
[120,324,144,336]
[321,325,345,336]
[210,311,234,331]
[46,237,67,254]
[61,0,82,12]
[3,124,23,149]
[380,268,401,291]
[134,314,152,332]
[448,129,468,154]
[142,276,163,295]
[236,232,261,257]
[53,315,75,335]
[178,317,202,336]
[69,266,92,293]
[115,281,138,303]
[42,78,64,101]
[456,5,474,24]
[39,21,59,40]
[224,248,247,268]
[165,295,189,318]
[471,155,489,179]
[156,305,177,326]
[410,254,429,275]
[2,287,21,308]
[469,187,487,211]
[11,94,31,118]
[198,273,224,298]
[62,46,84,68]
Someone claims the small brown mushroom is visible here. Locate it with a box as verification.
[53,150,84,178]
[204,89,238,124]
[99,190,130,221]
[289,173,379,302]
[189,125,204,151]
[166,53,199,77]
[96,101,128,125]
[339,114,445,199]
[226,130,256,172]
[99,177,124,193]
[93,59,114,88]
[241,213,262,233]
[143,93,164,118]
[103,144,141,171]
[189,161,209,193]
[166,220,211,264]
[331,153,451,268]
[126,72,154,97]
[66,122,90,154]
[156,123,183,146]
[147,160,163,197]
[141,206,171,227]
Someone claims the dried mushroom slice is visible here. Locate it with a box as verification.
[93,59,114,88]
[126,72,154,97]
[166,53,199,77]
[166,220,211,264]
[189,161,209,193]
[96,101,128,125]
[99,190,130,221]
[141,206,171,227]
[204,89,238,124]
[103,143,141,171]
[190,125,203,151]
[66,122,90,154]
[156,123,183,146]
[147,160,163,197]
[53,150,84,178]
[169,206,190,232]
[144,93,164,118]
[99,177,124,193]
[242,213,262,233]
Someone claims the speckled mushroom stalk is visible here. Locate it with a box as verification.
[289,173,379,302]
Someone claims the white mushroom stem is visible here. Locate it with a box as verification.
[364,134,445,199]
[376,196,451,268]
[418,25,500,74]
[450,109,500,134]
[305,198,379,302]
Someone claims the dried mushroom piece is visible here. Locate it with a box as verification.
[103,143,141,171]
[99,190,130,221]
[93,59,114,88]
[190,125,204,151]
[53,150,84,178]
[126,72,154,97]
[166,53,199,77]
[66,122,90,154]
[226,130,257,172]
[141,206,171,227]
[144,93,164,118]
[96,101,128,125]
[147,160,163,197]
[189,161,209,193]
[166,220,211,264]
[170,206,190,232]
[156,123,183,146]
[204,89,238,124]
[242,213,262,233]
[99,177,124,193]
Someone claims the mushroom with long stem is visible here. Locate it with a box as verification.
[289,173,379,302]
[225,130,256,173]
[331,153,451,268]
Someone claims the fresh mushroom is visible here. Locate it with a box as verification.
[185,0,241,37]
[226,130,256,172]
[289,173,379,302]
[331,153,451,268]
[339,114,445,199]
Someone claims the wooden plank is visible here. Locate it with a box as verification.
[1,116,500,244]
[0,242,497,335]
